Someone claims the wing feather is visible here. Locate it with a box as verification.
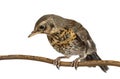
[66,19,96,53]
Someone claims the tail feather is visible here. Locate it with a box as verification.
[85,52,109,72]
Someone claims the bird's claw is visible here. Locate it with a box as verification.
[53,58,61,69]
[71,60,79,70]
[53,56,70,69]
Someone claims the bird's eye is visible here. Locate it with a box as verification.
[39,25,45,29]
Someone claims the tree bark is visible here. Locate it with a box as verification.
[0,54,120,67]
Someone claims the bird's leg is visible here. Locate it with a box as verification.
[71,54,87,70]
[53,56,70,69]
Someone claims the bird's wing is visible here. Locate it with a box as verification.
[67,19,96,51]
[75,26,89,42]
[66,19,89,42]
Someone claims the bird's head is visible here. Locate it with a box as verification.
[28,14,59,38]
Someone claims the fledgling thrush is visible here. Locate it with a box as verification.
[28,14,109,72]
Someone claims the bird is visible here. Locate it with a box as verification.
[28,14,109,72]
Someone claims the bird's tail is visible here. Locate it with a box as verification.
[85,52,109,72]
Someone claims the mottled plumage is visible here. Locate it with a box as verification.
[28,14,109,72]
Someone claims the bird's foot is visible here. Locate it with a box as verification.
[53,56,70,69]
[53,57,61,69]
[71,58,80,70]
[71,54,87,69]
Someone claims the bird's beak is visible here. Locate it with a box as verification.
[28,30,38,38]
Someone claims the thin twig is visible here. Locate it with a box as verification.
[0,54,120,67]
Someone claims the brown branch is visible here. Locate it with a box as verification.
[0,54,120,67]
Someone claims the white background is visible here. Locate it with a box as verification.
[0,0,120,79]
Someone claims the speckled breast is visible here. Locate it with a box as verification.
[47,29,85,55]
